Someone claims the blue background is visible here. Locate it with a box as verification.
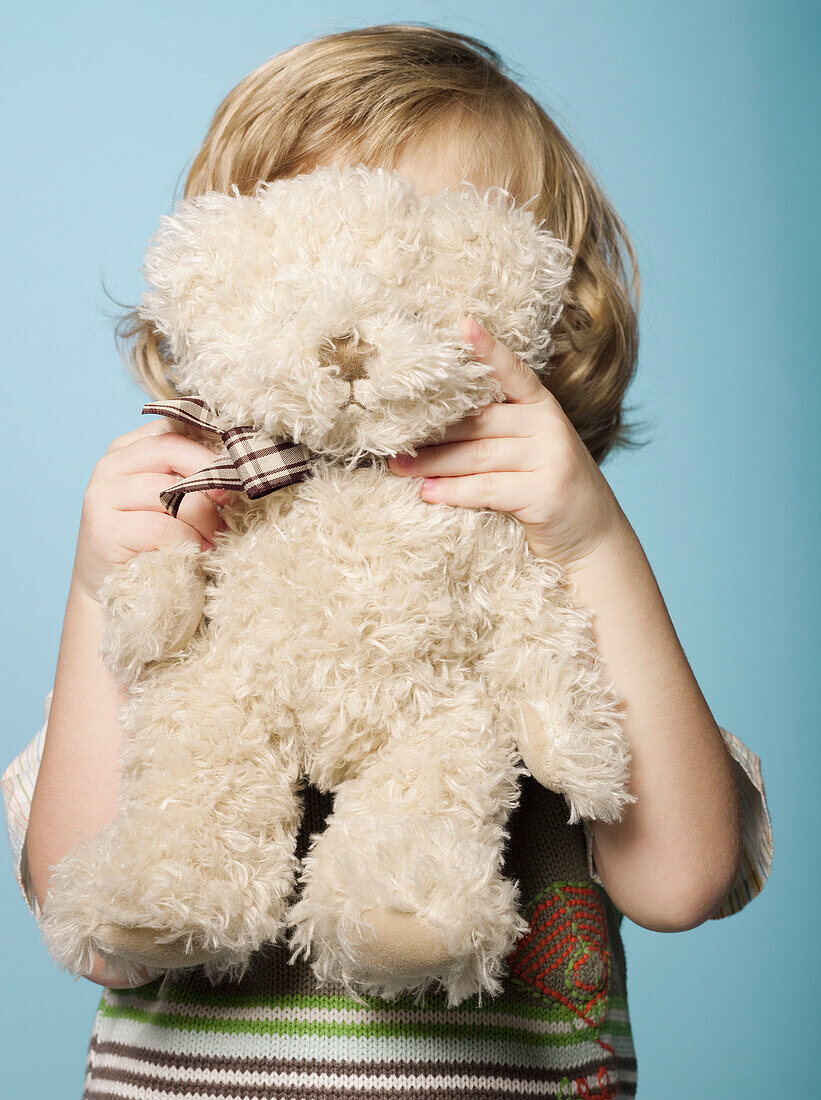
[2,2,816,1095]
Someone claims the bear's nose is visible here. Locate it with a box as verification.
[320,334,373,383]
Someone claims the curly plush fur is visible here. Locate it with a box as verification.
[41,165,634,1004]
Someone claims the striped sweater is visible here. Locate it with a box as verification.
[3,695,772,1099]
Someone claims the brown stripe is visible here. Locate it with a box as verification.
[86,1038,636,1086]
[244,467,312,496]
[85,1086,635,1100]
[86,1065,637,1100]
[85,1081,637,1100]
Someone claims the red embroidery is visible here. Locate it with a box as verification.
[507,883,611,1032]
[558,1066,615,1099]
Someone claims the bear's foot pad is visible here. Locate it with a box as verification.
[353,908,453,977]
[94,923,217,969]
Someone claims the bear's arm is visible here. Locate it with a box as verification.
[98,540,207,686]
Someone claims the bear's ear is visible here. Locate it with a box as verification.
[139,189,261,365]
[416,183,575,370]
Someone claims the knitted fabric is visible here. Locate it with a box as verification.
[4,698,774,1099]
[81,778,637,1099]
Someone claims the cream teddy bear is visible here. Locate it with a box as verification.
[41,164,634,1006]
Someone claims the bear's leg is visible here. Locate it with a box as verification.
[40,651,303,980]
[286,690,527,1006]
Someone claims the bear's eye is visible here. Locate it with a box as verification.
[319,334,374,383]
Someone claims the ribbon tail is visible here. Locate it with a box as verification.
[142,397,222,434]
[159,458,244,518]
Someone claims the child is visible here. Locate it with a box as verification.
[2,23,772,1100]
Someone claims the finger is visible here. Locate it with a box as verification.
[419,471,534,514]
[115,472,227,544]
[459,317,549,405]
[390,437,536,479]
[103,433,234,500]
[105,416,180,452]
[115,509,213,555]
[107,432,220,476]
[115,505,221,554]
[416,402,541,448]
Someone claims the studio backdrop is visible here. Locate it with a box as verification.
[2,3,815,1097]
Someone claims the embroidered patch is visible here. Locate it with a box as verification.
[507,882,611,1029]
[558,1065,616,1100]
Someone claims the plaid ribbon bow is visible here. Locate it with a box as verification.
[142,396,314,517]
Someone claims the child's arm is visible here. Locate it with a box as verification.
[25,419,229,985]
[388,317,743,932]
[559,522,742,930]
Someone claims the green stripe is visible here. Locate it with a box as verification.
[98,1001,632,1047]
[119,984,629,1024]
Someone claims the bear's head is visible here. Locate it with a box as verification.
[140,163,573,461]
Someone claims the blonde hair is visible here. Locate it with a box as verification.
[118,23,642,463]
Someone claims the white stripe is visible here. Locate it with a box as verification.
[91,1026,636,1070]
[710,727,773,919]
[91,1009,630,1069]
[2,694,50,905]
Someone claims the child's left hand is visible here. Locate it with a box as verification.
[387,316,627,572]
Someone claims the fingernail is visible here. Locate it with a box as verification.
[421,477,439,497]
[459,316,483,341]
[394,454,414,468]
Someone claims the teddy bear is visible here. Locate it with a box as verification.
[41,163,634,1006]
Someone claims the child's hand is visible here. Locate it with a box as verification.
[73,419,232,602]
[387,317,627,571]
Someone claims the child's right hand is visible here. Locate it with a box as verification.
[72,418,231,602]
